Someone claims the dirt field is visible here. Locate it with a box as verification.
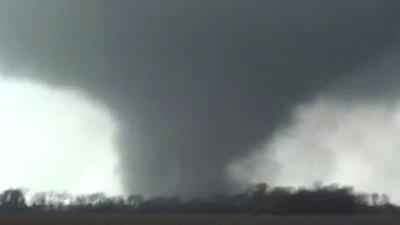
[0,214,398,225]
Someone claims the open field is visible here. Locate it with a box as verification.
[0,214,399,225]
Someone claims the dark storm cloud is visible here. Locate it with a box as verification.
[0,0,399,197]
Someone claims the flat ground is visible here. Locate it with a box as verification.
[0,214,399,225]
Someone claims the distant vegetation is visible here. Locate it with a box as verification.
[0,183,398,215]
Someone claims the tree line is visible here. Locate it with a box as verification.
[0,183,398,215]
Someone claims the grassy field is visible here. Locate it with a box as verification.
[0,214,399,225]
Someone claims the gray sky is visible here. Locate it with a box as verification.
[0,0,399,198]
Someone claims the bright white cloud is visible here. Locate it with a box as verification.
[0,75,122,196]
[231,97,400,204]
